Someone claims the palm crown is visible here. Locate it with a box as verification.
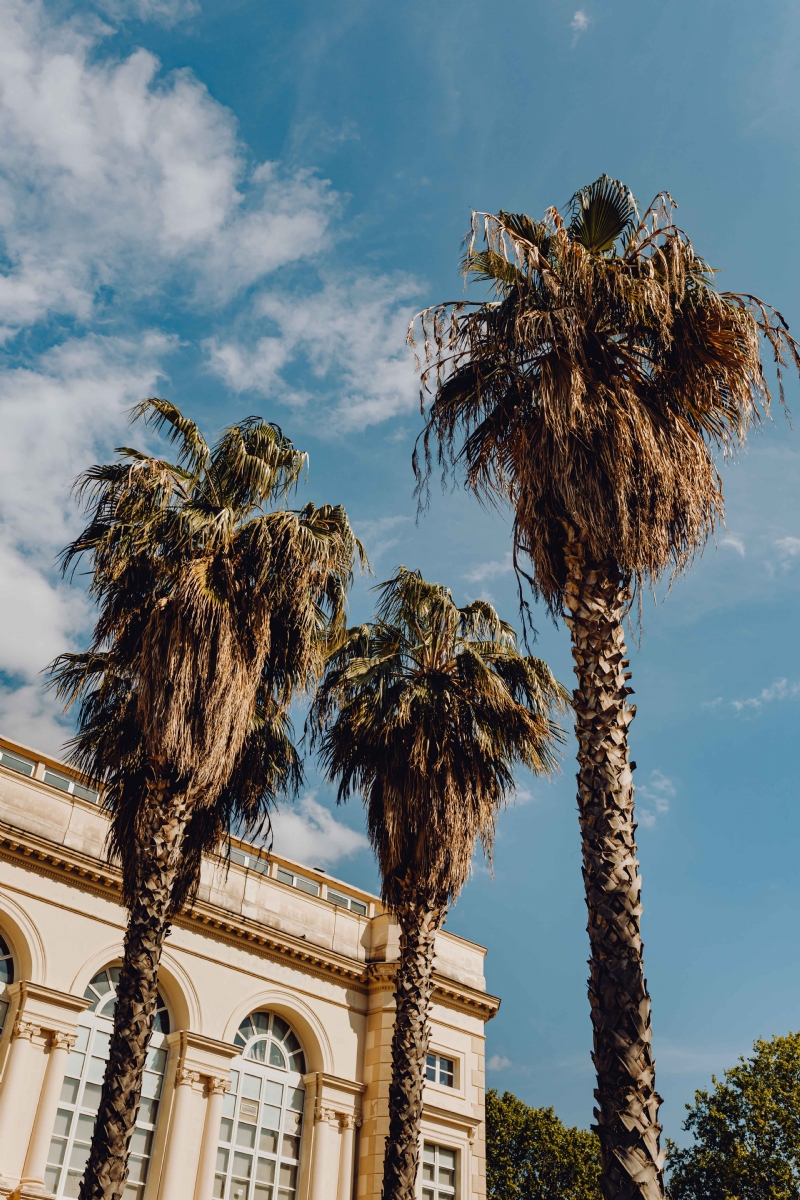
[311,567,570,908]
[50,399,363,907]
[413,176,800,611]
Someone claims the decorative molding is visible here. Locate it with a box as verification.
[12,1019,39,1041]
[0,818,500,1023]
[207,1076,229,1095]
[51,1031,77,1051]
[315,1106,340,1126]
[175,1068,201,1087]
[339,1113,361,1131]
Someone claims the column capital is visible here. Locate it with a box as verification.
[12,1019,40,1041]
[51,1031,77,1052]
[316,1106,340,1126]
[207,1076,229,1095]
[175,1068,201,1087]
[339,1112,361,1130]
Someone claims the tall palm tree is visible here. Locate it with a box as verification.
[411,178,800,1200]
[49,399,363,1200]
[310,567,569,1200]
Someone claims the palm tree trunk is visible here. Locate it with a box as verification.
[79,776,196,1200]
[382,893,448,1200]
[562,526,665,1200]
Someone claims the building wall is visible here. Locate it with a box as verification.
[0,736,499,1200]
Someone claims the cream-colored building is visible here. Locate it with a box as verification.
[0,735,499,1200]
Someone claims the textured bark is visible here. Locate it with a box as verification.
[562,527,665,1200]
[79,776,196,1200]
[382,894,448,1200]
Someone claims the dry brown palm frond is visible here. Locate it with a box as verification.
[411,179,800,613]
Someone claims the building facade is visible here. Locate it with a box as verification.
[0,735,499,1200]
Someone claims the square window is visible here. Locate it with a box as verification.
[236,1123,257,1150]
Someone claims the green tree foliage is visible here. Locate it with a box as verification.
[667,1033,800,1200]
[486,1089,602,1200]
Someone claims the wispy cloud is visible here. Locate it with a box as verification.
[637,769,675,828]
[353,516,411,564]
[463,553,513,584]
[775,536,800,561]
[720,535,746,557]
[269,793,369,867]
[731,677,800,712]
[487,1054,512,1071]
[570,9,591,40]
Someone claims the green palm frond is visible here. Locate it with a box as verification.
[568,174,637,253]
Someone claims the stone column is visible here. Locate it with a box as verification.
[192,1076,228,1200]
[19,1031,77,1188]
[158,1068,201,1200]
[308,1108,337,1200]
[0,1020,42,1184]
[336,1114,359,1200]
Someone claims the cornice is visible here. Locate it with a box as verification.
[0,817,500,1023]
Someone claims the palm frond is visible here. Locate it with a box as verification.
[568,175,637,253]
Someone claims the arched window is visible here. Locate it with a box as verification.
[44,967,171,1199]
[0,932,13,1035]
[215,1011,307,1200]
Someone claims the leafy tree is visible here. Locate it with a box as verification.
[49,400,362,1200]
[667,1033,800,1200]
[310,568,569,1200]
[412,177,800,1199]
[487,1089,602,1200]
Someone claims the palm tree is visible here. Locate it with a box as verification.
[49,399,364,1200]
[310,567,569,1200]
[411,178,800,1200]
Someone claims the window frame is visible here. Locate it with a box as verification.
[420,1141,459,1200]
[424,1051,458,1091]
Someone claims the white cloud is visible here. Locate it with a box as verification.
[95,0,200,27]
[0,682,75,759]
[205,274,420,431]
[0,0,335,330]
[268,793,369,868]
[353,516,411,564]
[731,677,800,712]
[775,536,800,559]
[720,535,746,557]
[508,784,535,807]
[487,1054,511,1071]
[570,9,591,34]
[637,769,675,828]
[463,553,513,584]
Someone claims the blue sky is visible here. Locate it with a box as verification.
[2,0,800,1146]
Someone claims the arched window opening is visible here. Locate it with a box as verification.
[216,1011,307,1200]
[44,966,170,1199]
[0,932,14,1035]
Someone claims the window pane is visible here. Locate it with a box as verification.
[439,1148,456,1168]
[44,1166,61,1193]
[72,782,100,803]
[87,1056,106,1085]
[278,1164,297,1188]
[229,1070,240,1094]
[146,1046,166,1072]
[0,959,12,985]
[66,1051,85,1077]
[75,1114,96,1142]
[220,1118,233,1144]
[268,1043,286,1069]
[137,1097,158,1125]
[141,1071,162,1099]
[247,1039,268,1063]
[276,868,294,885]
[44,768,72,792]
[350,899,368,916]
[0,999,8,1032]
[425,1055,436,1082]
[48,1138,67,1165]
[243,1074,262,1100]
[236,1123,256,1150]
[252,1013,270,1034]
[423,1144,436,1163]
[262,1105,281,1131]
[232,1152,252,1179]
[294,876,320,896]
[213,1175,226,1199]
[53,1110,73,1138]
[127,1155,147,1183]
[271,1016,289,1042]
[264,1081,283,1106]
[0,749,35,776]
[130,1128,152,1156]
[222,1093,236,1119]
[282,1135,300,1160]
[286,1087,304,1113]
[259,1128,278,1154]
[256,1159,276,1183]
[439,1059,455,1087]
[253,1187,272,1200]
[63,1171,82,1198]
[69,1143,90,1171]
[81,1083,102,1112]
[422,1163,435,1182]
[74,1026,90,1053]
[327,889,350,908]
